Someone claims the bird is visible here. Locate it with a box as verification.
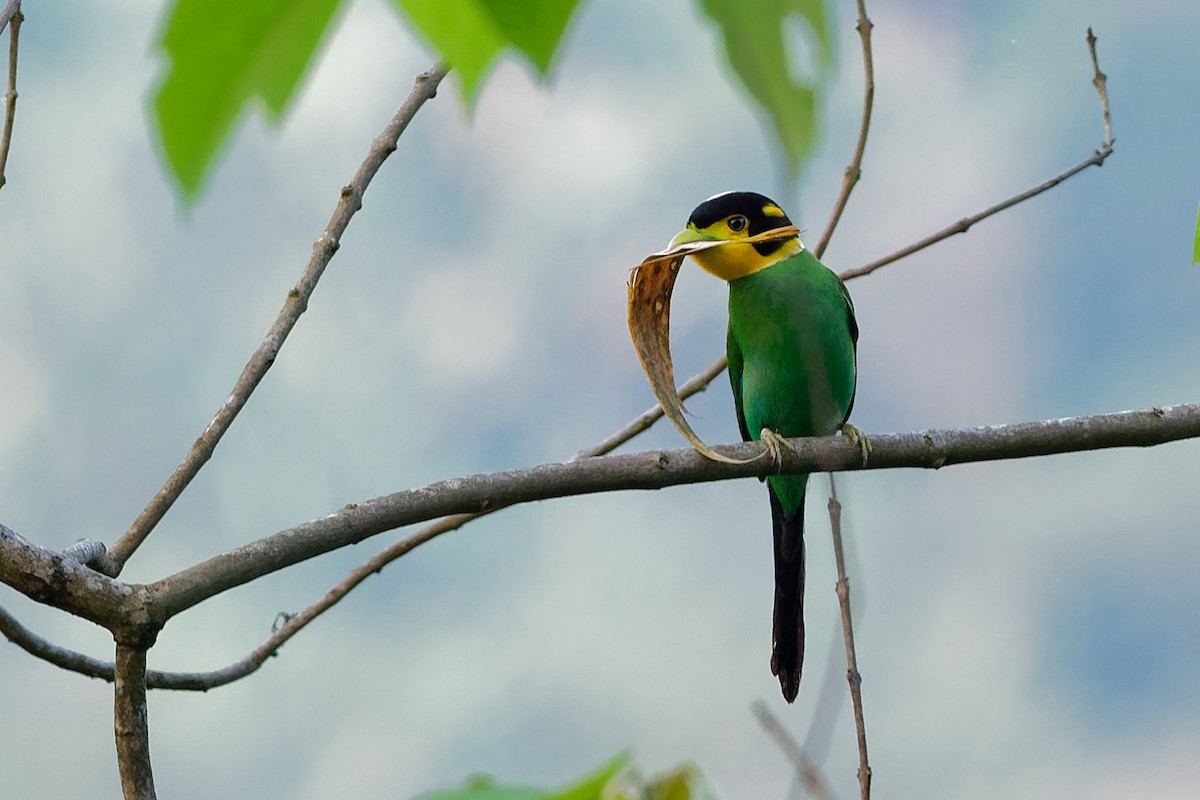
[668,191,860,702]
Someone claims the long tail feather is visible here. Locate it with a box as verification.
[769,485,806,703]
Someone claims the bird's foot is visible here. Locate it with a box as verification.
[759,427,795,470]
[840,423,871,465]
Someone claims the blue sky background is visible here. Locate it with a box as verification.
[2,0,1199,798]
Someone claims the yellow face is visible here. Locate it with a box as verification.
[669,203,800,282]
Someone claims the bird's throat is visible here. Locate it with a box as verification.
[691,237,803,282]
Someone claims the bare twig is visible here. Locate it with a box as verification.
[114,644,157,800]
[0,0,19,30]
[577,356,729,460]
[0,603,118,679]
[827,476,870,800]
[0,0,22,191]
[104,63,450,575]
[841,30,1113,281]
[815,0,875,259]
[753,700,839,800]
[0,522,135,628]
[1086,28,1112,148]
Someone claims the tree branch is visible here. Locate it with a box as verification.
[0,0,22,191]
[752,700,838,800]
[840,29,1113,281]
[0,0,19,30]
[0,522,139,629]
[814,0,875,259]
[103,63,450,575]
[827,476,870,800]
[0,603,117,679]
[114,644,157,800]
[145,403,1200,620]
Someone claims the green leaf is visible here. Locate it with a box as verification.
[644,763,705,800]
[389,0,582,104]
[548,752,630,800]
[696,0,835,182]
[153,0,345,200]
[416,753,629,800]
[1192,202,1200,265]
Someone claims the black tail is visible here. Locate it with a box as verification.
[769,485,806,703]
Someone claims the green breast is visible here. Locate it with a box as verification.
[727,249,857,444]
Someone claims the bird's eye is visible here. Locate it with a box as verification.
[727,215,748,233]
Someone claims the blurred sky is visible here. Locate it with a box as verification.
[2,0,1199,798]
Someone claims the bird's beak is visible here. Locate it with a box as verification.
[668,226,717,253]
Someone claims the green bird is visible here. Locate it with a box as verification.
[669,191,860,703]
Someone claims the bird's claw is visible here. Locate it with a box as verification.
[841,423,871,465]
[759,427,795,470]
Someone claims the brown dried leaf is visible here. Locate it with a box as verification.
[626,226,800,463]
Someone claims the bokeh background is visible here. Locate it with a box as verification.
[2,0,1199,798]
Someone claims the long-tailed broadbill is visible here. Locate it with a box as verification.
[668,191,861,703]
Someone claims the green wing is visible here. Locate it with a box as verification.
[838,275,859,424]
[726,324,752,443]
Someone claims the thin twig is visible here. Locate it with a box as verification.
[815,0,875,259]
[1086,28,1113,148]
[0,603,118,679]
[0,1,22,191]
[103,63,449,575]
[752,700,839,800]
[0,0,19,31]
[827,475,870,800]
[576,355,729,460]
[114,644,157,800]
[841,30,1113,281]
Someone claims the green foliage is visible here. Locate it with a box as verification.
[415,753,629,800]
[639,763,713,800]
[697,0,834,183]
[389,0,582,103]
[1193,202,1200,265]
[152,0,834,201]
[154,0,344,199]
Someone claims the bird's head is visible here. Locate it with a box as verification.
[669,191,802,282]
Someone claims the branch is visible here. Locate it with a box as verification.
[827,476,870,800]
[814,0,875,259]
[0,0,21,191]
[0,0,19,30]
[114,644,157,800]
[840,29,1113,281]
[103,63,450,575]
[752,700,838,800]
[0,522,138,629]
[145,403,1200,620]
[0,603,118,679]
[577,356,730,459]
